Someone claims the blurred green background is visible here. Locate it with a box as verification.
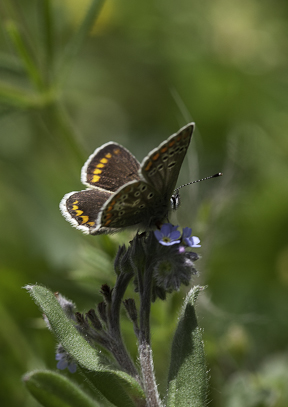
[1,0,288,406]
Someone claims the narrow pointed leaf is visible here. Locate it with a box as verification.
[23,369,100,407]
[166,286,209,407]
[26,285,145,407]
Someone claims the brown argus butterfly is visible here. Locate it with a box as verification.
[60,123,194,235]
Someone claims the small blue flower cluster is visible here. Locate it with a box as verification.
[150,223,201,293]
[55,345,77,373]
[154,223,201,248]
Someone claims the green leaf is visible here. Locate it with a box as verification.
[23,369,100,407]
[26,285,145,407]
[40,0,55,81]
[79,368,146,407]
[166,286,209,407]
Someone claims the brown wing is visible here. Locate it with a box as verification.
[81,142,141,192]
[140,123,194,201]
[60,189,118,235]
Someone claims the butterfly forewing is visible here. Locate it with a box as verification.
[140,123,194,200]
[82,142,141,191]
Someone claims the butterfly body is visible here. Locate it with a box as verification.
[60,123,194,235]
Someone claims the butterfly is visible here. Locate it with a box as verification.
[60,123,194,235]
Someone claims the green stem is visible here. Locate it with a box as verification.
[59,0,106,82]
[5,20,45,91]
[43,101,87,165]
[139,264,153,345]
[39,0,54,84]
[139,344,162,407]
[137,263,162,406]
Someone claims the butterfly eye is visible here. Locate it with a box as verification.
[140,185,147,191]
[147,192,154,199]
[134,191,141,197]
[162,154,169,162]
[157,164,164,171]
[171,192,180,210]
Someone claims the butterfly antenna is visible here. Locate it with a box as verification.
[173,172,223,193]
[171,173,223,210]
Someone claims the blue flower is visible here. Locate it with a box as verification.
[154,223,181,246]
[56,347,77,373]
[182,227,201,248]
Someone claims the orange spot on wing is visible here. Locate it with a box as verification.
[160,146,167,153]
[93,168,102,174]
[168,140,176,147]
[105,153,112,158]
[80,216,89,224]
[144,161,152,171]
[92,175,101,183]
[106,204,114,212]
[97,163,105,168]
[152,153,160,161]
[75,210,83,216]
[100,158,108,164]
[113,149,120,154]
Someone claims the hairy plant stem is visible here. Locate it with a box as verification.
[138,264,162,407]
[139,343,162,407]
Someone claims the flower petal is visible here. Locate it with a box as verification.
[161,223,173,235]
[182,227,192,238]
[169,230,181,240]
[68,363,77,373]
[191,236,201,247]
[57,359,68,370]
[159,239,180,246]
[154,230,163,241]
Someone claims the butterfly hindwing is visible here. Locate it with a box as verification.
[95,180,166,232]
[82,142,141,191]
[60,189,118,234]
